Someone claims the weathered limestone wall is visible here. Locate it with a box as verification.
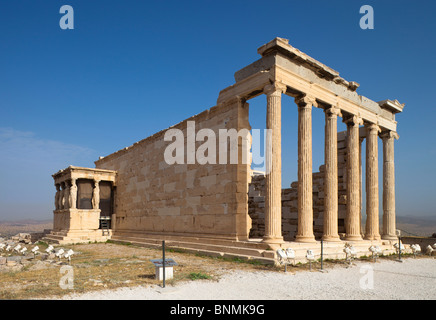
[248,132,349,240]
[248,174,266,238]
[53,209,101,232]
[95,98,252,240]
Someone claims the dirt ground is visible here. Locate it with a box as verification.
[0,241,431,300]
[0,241,276,299]
[61,258,436,300]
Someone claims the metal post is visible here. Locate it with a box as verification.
[162,240,166,288]
[320,239,324,270]
[398,236,402,262]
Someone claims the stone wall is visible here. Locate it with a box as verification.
[53,209,100,232]
[95,98,252,240]
[30,229,52,243]
[248,131,350,240]
[401,236,436,249]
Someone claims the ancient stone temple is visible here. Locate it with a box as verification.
[45,37,404,263]
[49,166,116,243]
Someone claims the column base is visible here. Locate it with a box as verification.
[344,234,363,241]
[382,234,397,240]
[322,235,341,242]
[262,236,284,244]
[364,234,381,241]
[295,235,316,243]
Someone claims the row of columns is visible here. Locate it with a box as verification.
[55,179,101,211]
[262,82,398,244]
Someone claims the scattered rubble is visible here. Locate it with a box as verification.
[0,232,77,272]
[11,233,32,244]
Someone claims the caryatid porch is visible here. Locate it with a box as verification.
[48,166,117,244]
[217,37,404,246]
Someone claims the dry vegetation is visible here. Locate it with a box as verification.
[0,220,434,299]
[1,240,431,300]
[0,241,275,300]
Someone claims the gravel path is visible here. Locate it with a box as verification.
[60,258,436,300]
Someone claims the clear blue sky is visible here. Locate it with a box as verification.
[0,0,435,220]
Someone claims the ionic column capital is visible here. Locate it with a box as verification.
[380,130,399,140]
[365,122,381,133]
[263,82,287,97]
[295,94,317,109]
[343,115,363,127]
[325,106,342,118]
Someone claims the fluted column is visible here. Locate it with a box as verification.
[381,130,399,240]
[365,123,381,240]
[263,82,286,244]
[344,115,363,240]
[295,95,316,243]
[323,107,341,241]
[359,136,364,236]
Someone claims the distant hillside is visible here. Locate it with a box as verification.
[0,216,434,239]
[396,215,436,237]
[0,219,52,238]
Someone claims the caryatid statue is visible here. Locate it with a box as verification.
[58,183,65,210]
[92,180,100,209]
[55,184,61,210]
[64,181,70,209]
[69,178,77,209]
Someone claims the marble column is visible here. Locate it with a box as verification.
[359,136,364,236]
[263,82,286,244]
[365,123,381,240]
[295,94,316,243]
[381,130,399,240]
[344,115,363,240]
[323,107,341,241]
